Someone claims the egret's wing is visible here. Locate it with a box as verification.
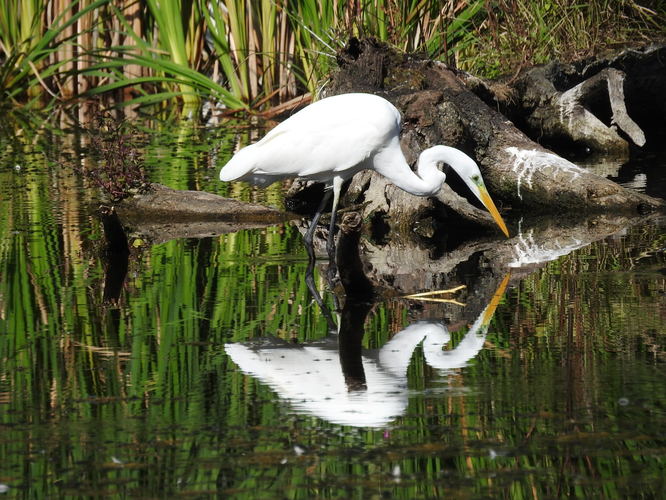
[220,123,374,183]
[220,93,401,184]
[259,130,371,178]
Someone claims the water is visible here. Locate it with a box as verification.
[0,121,665,498]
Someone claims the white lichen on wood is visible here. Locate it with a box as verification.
[505,147,585,199]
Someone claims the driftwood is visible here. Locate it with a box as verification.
[114,183,295,245]
[467,45,665,156]
[517,67,645,153]
[116,183,289,222]
[288,39,663,238]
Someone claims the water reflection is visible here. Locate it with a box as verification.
[100,206,130,304]
[508,227,589,268]
[225,275,509,427]
[1,123,665,498]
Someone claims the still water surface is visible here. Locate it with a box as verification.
[0,122,665,498]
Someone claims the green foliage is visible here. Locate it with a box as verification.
[143,0,201,109]
[0,0,110,105]
[1,0,662,111]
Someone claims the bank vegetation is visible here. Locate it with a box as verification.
[1,0,663,115]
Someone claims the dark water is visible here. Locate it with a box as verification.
[0,122,665,498]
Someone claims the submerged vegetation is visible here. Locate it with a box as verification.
[0,0,663,114]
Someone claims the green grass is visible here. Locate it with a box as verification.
[460,0,665,78]
[2,0,660,113]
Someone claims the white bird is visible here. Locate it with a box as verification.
[220,93,509,258]
[224,320,491,428]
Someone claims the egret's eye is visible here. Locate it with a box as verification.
[472,175,480,183]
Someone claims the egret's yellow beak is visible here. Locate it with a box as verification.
[481,273,511,325]
[478,185,509,238]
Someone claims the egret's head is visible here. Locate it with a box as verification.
[426,146,510,238]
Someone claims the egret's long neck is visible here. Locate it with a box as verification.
[372,138,446,197]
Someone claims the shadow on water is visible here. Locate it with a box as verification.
[100,206,130,305]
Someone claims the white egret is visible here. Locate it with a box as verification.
[219,93,509,258]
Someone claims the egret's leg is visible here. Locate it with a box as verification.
[326,177,343,282]
[304,187,332,264]
[303,185,338,333]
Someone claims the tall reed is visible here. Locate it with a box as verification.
[0,0,662,112]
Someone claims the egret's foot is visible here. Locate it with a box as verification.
[403,285,466,305]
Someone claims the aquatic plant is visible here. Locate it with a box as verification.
[81,112,150,201]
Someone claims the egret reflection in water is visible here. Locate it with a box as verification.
[224,275,509,428]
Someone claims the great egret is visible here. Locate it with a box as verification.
[219,93,509,259]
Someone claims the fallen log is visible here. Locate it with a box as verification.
[113,183,296,245]
[289,39,663,238]
[526,66,646,152]
[116,183,289,222]
[468,44,665,155]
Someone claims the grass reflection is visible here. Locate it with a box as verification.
[0,125,665,498]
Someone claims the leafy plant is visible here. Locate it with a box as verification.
[0,0,110,105]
